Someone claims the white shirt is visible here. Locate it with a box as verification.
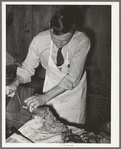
[17,29,90,90]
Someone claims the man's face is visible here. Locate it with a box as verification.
[50,29,73,48]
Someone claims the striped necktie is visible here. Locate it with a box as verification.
[57,48,64,67]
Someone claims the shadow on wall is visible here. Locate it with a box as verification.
[83,27,96,65]
[62,6,96,66]
[63,5,85,30]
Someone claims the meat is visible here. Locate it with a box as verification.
[32,106,69,134]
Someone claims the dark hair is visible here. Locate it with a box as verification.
[50,10,77,35]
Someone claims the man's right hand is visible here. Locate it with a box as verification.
[6,75,24,97]
[6,84,17,97]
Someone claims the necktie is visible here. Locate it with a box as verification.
[57,48,64,67]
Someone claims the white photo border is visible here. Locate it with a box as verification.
[2,1,119,148]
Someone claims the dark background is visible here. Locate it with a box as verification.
[6,5,111,132]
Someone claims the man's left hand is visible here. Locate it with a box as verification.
[24,94,48,113]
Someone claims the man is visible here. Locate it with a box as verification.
[6,9,90,125]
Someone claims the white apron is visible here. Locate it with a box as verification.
[43,41,87,124]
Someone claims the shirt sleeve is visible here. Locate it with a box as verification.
[16,36,42,83]
[58,37,91,90]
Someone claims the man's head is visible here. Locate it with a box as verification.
[50,10,77,48]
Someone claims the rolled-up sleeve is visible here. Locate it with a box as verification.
[58,37,90,90]
[17,37,41,83]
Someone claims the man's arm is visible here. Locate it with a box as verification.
[58,37,91,90]
[24,84,67,113]
[10,75,24,89]
[6,36,43,96]
[6,75,24,97]
[41,85,67,102]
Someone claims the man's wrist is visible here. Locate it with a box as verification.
[35,93,50,104]
[9,76,24,89]
[11,80,19,89]
[9,82,18,90]
[43,93,50,102]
